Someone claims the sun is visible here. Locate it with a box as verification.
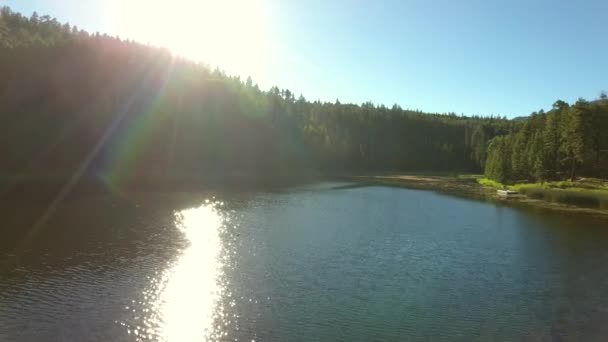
[108,0,270,77]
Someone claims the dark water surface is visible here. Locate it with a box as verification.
[1,182,608,341]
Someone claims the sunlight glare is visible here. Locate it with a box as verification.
[108,0,269,77]
[156,204,225,341]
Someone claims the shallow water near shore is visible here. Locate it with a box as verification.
[1,182,608,341]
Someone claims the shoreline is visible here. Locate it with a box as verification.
[3,172,607,220]
[349,174,608,219]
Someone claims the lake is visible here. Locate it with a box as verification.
[1,182,608,341]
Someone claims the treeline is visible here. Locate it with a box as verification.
[0,7,514,191]
[485,98,608,184]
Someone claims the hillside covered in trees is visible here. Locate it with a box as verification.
[485,98,608,184]
[0,7,516,192]
[3,7,605,195]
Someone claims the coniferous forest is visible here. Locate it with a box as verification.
[485,99,608,184]
[1,7,606,192]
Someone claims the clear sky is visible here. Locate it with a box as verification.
[3,0,607,117]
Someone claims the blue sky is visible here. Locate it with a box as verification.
[3,0,607,117]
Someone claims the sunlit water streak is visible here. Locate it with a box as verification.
[124,202,228,341]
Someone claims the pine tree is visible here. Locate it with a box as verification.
[530,132,547,183]
[543,103,565,179]
[486,136,512,185]
[561,101,587,181]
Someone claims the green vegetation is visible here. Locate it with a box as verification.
[0,6,514,192]
[1,6,607,215]
[479,177,608,192]
[477,177,608,209]
[484,99,608,184]
[477,178,504,189]
[482,98,608,210]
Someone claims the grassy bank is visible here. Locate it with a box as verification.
[351,174,608,217]
[477,178,608,210]
[351,174,495,201]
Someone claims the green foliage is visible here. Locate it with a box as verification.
[478,175,608,209]
[8,6,607,191]
[485,135,512,185]
[477,178,503,189]
[484,97,608,184]
[0,7,515,188]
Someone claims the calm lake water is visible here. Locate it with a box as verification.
[1,182,608,341]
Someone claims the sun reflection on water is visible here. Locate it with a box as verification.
[126,202,228,341]
[162,203,225,341]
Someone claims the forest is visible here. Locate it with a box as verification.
[0,7,605,193]
[485,98,608,184]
